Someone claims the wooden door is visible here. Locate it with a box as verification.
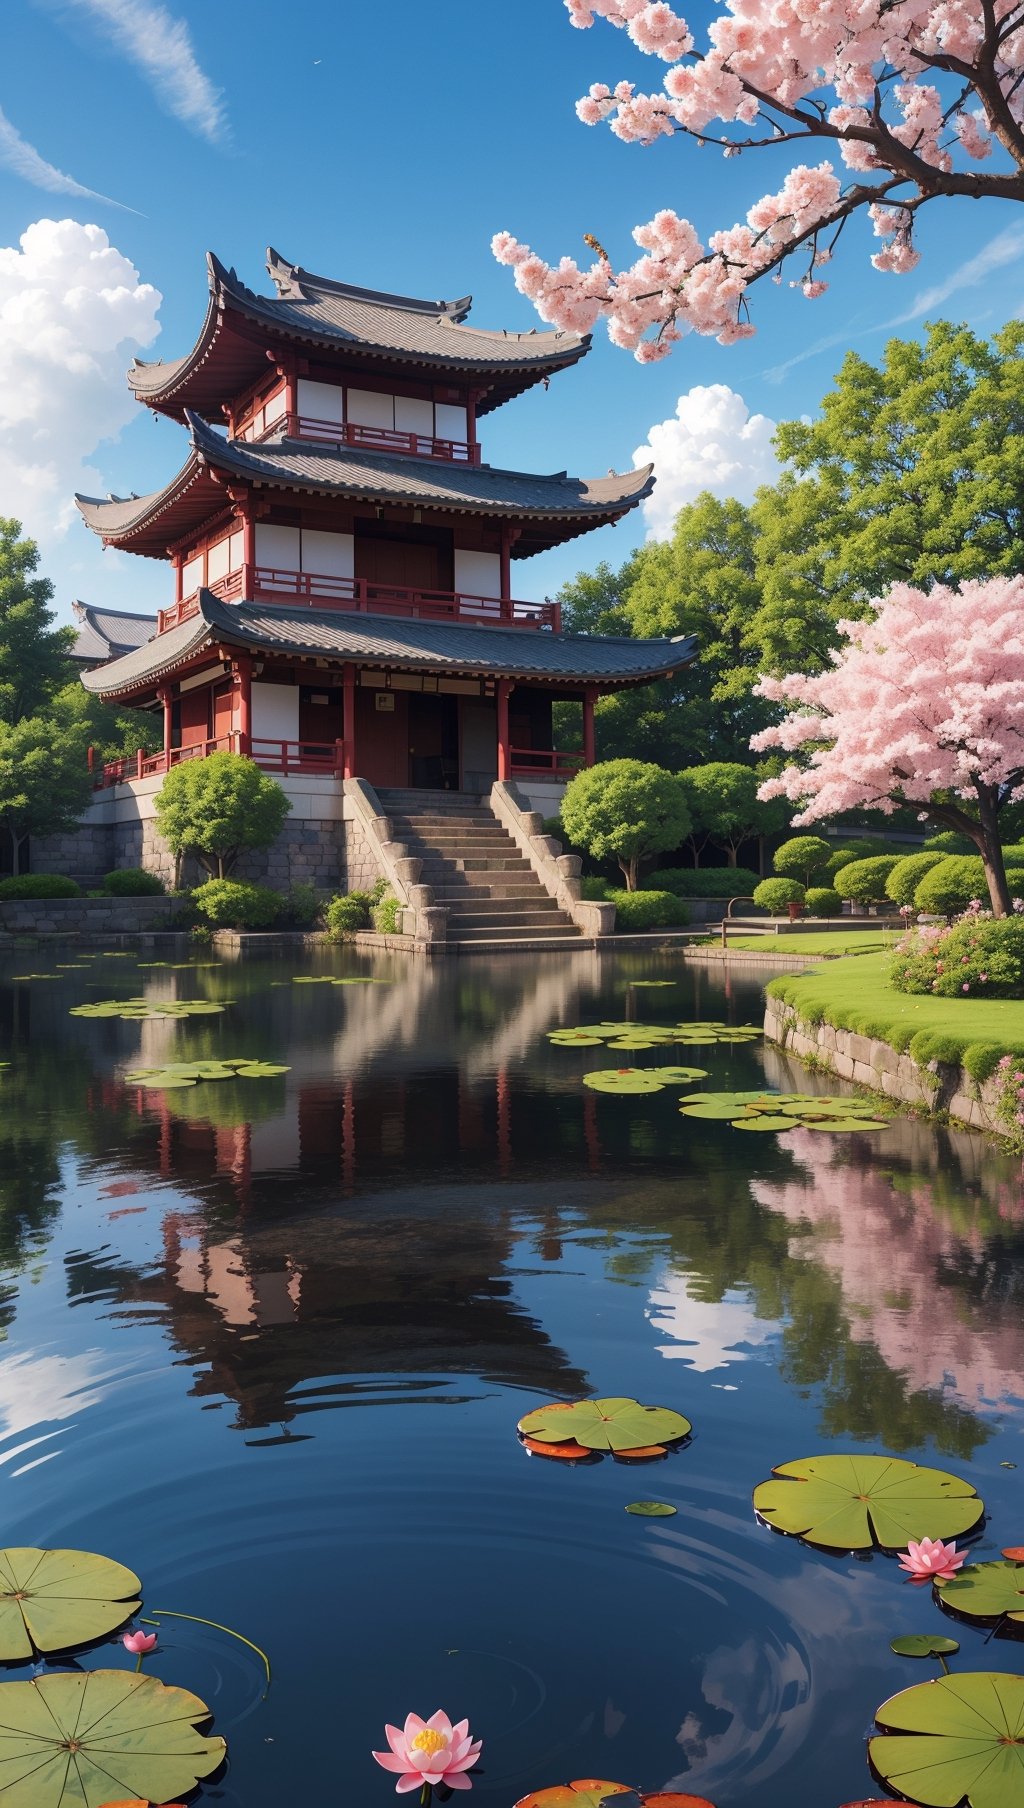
[212,684,233,744]
[356,536,445,595]
[299,685,343,748]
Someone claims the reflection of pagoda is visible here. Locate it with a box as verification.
[78,249,694,793]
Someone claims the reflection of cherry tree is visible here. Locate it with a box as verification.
[751,1129,1024,1418]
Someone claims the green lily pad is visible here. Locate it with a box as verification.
[752,1454,983,1551]
[938,1559,1024,1626]
[678,1090,889,1134]
[625,1501,677,1517]
[0,1668,225,1806]
[71,998,228,1020]
[292,975,336,984]
[732,1114,799,1132]
[0,1548,140,1660]
[519,1397,692,1453]
[890,1634,961,1659]
[332,976,388,984]
[583,1070,667,1094]
[679,1091,779,1120]
[868,1671,1024,1808]
[125,1058,290,1089]
[627,980,675,987]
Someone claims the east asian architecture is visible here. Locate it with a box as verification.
[71,248,697,941]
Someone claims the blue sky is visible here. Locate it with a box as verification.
[3,0,1024,626]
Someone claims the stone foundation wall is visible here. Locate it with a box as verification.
[342,816,386,893]
[764,996,1004,1136]
[32,821,116,881]
[0,896,180,936]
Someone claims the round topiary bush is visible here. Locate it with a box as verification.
[326,891,372,937]
[892,916,1024,998]
[833,856,901,907]
[102,868,165,897]
[609,888,690,930]
[0,873,80,899]
[772,836,833,885]
[191,879,283,929]
[752,877,805,913]
[804,886,842,917]
[885,851,946,906]
[914,856,987,916]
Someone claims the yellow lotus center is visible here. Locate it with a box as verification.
[411,1729,447,1757]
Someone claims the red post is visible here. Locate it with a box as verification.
[87,744,94,776]
[233,655,252,755]
[342,662,357,780]
[173,554,183,604]
[236,499,256,598]
[583,685,597,767]
[159,685,173,773]
[135,747,144,780]
[496,677,511,782]
[499,524,511,620]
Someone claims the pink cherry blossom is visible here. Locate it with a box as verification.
[752,576,1024,916]
[373,1711,482,1795]
[898,1537,967,1584]
[494,2,1024,357]
[122,1629,158,1654]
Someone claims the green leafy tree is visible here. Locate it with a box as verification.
[556,557,637,635]
[0,698,92,873]
[750,321,1024,675]
[154,753,291,880]
[773,835,834,886]
[678,761,787,867]
[560,759,690,891]
[0,519,76,723]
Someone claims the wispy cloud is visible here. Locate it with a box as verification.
[63,0,227,143]
[0,104,137,210]
[762,220,1024,383]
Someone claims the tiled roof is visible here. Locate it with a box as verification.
[80,591,697,698]
[75,413,654,541]
[127,249,589,409]
[70,601,157,665]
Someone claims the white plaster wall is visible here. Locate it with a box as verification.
[454,550,501,598]
[256,523,301,570]
[302,529,353,577]
[251,682,300,743]
[296,378,343,423]
[347,388,394,429]
[394,395,433,436]
[436,402,468,441]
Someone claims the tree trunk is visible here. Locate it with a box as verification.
[726,845,738,867]
[217,853,225,880]
[9,827,21,876]
[976,787,1011,916]
[618,855,638,891]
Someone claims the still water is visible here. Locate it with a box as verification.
[1,946,1022,1806]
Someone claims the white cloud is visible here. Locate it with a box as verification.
[0,219,161,596]
[633,383,779,538]
[62,0,227,143]
[647,1272,774,1372]
[0,103,135,211]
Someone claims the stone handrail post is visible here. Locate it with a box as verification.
[343,777,447,945]
[489,780,615,936]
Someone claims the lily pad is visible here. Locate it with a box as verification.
[938,1559,1024,1626]
[583,1065,707,1094]
[627,980,676,987]
[868,1671,1024,1808]
[0,1548,140,1661]
[752,1454,983,1552]
[732,1114,799,1132]
[514,1786,715,1808]
[678,1090,889,1133]
[625,1501,677,1517]
[124,1059,290,1090]
[678,1092,778,1120]
[0,1668,224,1806]
[71,999,228,1020]
[890,1634,961,1659]
[519,1397,691,1454]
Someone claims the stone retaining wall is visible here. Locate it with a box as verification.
[764,996,1004,1136]
[0,897,181,937]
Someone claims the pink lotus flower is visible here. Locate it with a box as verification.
[122,1628,158,1654]
[373,1711,482,1795]
[898,1537,967,1584]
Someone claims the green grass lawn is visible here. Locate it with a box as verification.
[767,951,1024,1067]
[720,930,896,956]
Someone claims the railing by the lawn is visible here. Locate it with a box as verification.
[509,747,585,779]
[157,571,561,635]
[92,736,346,790]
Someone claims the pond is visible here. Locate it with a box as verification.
[0,946,1022,1808]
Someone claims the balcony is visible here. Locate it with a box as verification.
[93,736,345,789]
[242,411,480,464]
[158,570,562,635]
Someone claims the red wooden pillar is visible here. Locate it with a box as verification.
[498,524,511,615]
[496,677,512,782]
[236,498,256,598]
[342,661,357,779]
[233,655,252,755]
[583,684,597,767]
[173,554,183,605]
[159,685,174,773]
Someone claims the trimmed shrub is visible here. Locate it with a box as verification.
[923,830,977,855]
[0,873,80,899]
[914,856,987,916]
[580,876,611,901]
[192,879,283,929]
[804,886,842,917]
[285,882,321,928]
[823,838,903,878]
[833,856,901,906]
[647,865,761,898]
[891,915,1024,999]
[101,868,165,897]
[1002,843,1024,867]
[772,835,833,884]
[326,891,372,937]
[372,892,403,934]
[607,888,690,931]
[752,877,805,912]
[885,851,946,907]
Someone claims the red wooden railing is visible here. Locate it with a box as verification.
[94,737,345,790]
[282,415,480,464]
[510,747,585,778]
[157,571,561,635]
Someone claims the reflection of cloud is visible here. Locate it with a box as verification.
[647,1272,774,1372]
[0,1348,111,1439]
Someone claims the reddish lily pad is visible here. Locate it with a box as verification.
[514,1787,715,1808]
[518,1397,691,1454]
[522,1438,590,1461]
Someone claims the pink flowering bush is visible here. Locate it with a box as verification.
[995,1053,1024,1140]
[891,910,1024,1000]
[494,3,1024,357]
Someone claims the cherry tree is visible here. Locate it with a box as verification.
[749,575,1024,916]
[493,1,1024,358]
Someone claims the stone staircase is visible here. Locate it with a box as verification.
[375,789,581,948]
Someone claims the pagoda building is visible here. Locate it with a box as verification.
[77,248,696,801]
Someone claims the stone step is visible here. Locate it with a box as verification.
[376,791,487,812]
[450,924,580,943]
[397,827,516,843]
[432,883,546,900]
[417,857,531,875]
[446,903,564,924]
